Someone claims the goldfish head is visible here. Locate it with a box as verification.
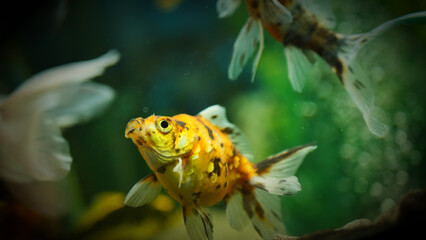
[125,115,195,165]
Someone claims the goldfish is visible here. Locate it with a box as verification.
[0,50,120,217]
[217,0,426,137]
[124,105,316,239]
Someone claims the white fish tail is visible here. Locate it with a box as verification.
[225,144,316,239]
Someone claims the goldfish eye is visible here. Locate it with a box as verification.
[157,118,173,133]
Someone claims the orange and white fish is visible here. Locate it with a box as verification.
[217,0,426,137]
[124,105,316,239]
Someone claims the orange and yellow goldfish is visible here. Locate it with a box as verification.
[217,0,426,137]
[124,105,316,239]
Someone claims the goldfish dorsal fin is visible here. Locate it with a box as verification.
[124,174,162,207]
[198,105,253,161]
[216,0,242,18]
[183,205,213,240]
[263,0,292,25]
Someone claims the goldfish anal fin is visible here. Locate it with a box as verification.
[216,0,242,18]
[285,46,317,92]
[228,17,263,81]
[183,205,213,240]
[198,105,253,161]
[124,174,162,207]
[224,190,250,231]
[250,143,317,195]
[243,188,286,239]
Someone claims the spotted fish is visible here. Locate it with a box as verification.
[124,105,316,239]
[217,0,426,137]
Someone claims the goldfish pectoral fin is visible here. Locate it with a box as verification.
[173,158,183,188]
[244,188,286,239]
[183,205,213,240]
[339,62,388,137]
[224,190,250,231]
[264,0,292,24]
[253,143,317,195]
[124,174,161,207]
[198,105,253,161]
[228,17,263,81]
[284,46,316,92]
[216,0,241,18]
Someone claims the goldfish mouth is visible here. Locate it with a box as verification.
[125,118,144,138]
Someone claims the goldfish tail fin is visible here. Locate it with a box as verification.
[225,187,286,239]
[228,17,264,82]
[183,205,213,240]
[216,0,242,18]
[250,143,317,196]
[124,174,162,207]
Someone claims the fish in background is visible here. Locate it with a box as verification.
[124,105,317,239]
[0,50,120,218]
[217,0,426,137]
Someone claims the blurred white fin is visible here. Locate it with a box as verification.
[173,157,183,188]
[198,105,253,161]
[263,0,293,25]
[340,62,388,137]
[225,190,250,231]
[9,49,120,102]
[284,46,316,92]
[243,188,286,239]
[341,11,426,64]
[0,50,120,182]
[216,0,241,18]
[302,0,336,29]
[183,205,213,240]
[124,174,162,207]
[250,143,316,195]
[228,17,264,81]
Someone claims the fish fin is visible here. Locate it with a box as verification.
[173,157,183,188]
[338,60,388,136]
[224,190,250,231]
[198,105,253,161]
[9,49,120,102]
[302,0,336,29]
[183,205,213,240]
[243,187,286,239]
[284,46,316,92]
[216,0,241,18]
[250,143,317,195]
[0,51,119,182]
[228,17,264,81]
[336,12,426,137]
[124,174,162,207]
[263,0,293,25]
[341,11,426,64]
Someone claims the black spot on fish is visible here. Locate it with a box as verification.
[220,143,224,149]
[361,38,368,43]
[239,53,246,67]
[255,202,265,219]
[354,79,366,90]
[196,135,201,141]
[210,115,217,119]
[215,184,221,190]
[157,166,166,174]
[212,158,221,177]
[221,127,234,135]
[271,210,281,221]
[253,225,263,237]
[127,128,135,134]
[196,118,214,140]
[192,192,202,199]
[176,120,186,128]
[252,0,258,9]
[349,66,354,73]
[136,139,144,146]
[224,181,228,188]
[179,194,183,201]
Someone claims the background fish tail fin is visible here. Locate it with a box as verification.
[183,205,213,240]
[341,11,426,64]
[249,143,317,196]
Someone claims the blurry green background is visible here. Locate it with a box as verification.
[1,0,426,239]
